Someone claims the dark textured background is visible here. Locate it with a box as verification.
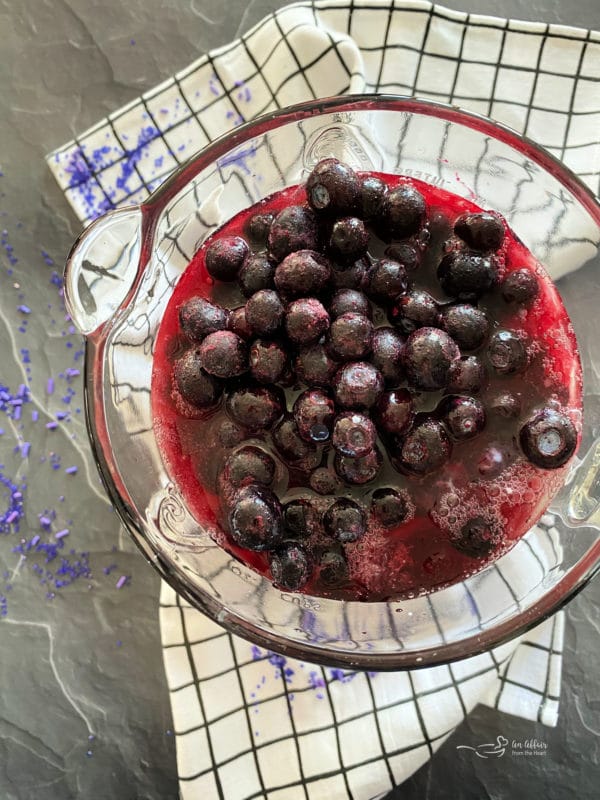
[0,1,598,798]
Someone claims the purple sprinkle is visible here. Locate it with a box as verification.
[46,421,58,430]
[66,368,80,378]
[88,734,95,742]
[115,575,128,589]
[6,511,18,524]
[65,466,78,475]
[55,529,70,539]
[55,411,68,420]
[20,442,30,458]
[40,516,52,529]
[31,410,39,422]
[13,406,21,421]
[46,378,54,395]
[17,305,31,314]
[116,640,122,647]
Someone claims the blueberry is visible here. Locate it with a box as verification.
[447,356,486,394]
[269,542,312,590]
[334,446,382,485]
[438,395,486,440]
[178,297,229,342]
[367,258,409,305]
[390,290,440,335]
[394,419,451,475]
[330,289,372,319]
[384,242,421,272]
[489,391,522,419]
[216,419,246,448]
[245,289,285,336]
[205,235,249,281]
[501,268,539,306]
[478,444,514,478]
[309,466,341,496]
[328,217,370,265]
[268,205,320,260]
[173,349,222,408]
[519,408,577,469]
[360,174,387,219]
[249,339,287,384]
[227,306,253,340]
[244,211,275,244]
[229,485,283,551]
[238,253,276,297]
[199,330,248,378]
[295,343,338,387]
[274,249,331,298]
[380,183,426,239]
[282,498,319,539]
[226,385,284,432]
[330,258,369,291]
[454,212,505,252]
[285,298,330,346]
[293,389,335,443]
[438,252,499,299]
[319,550,349,587]
[375,389,415,437]
[327,312,373,361]
[371,327,405,387]
[332,412,376,457]
[403,327,460,391]
[324,498,367,543]
[441,304,489,350]
[306,158,361,216]
[371,488,411,527]
[223,445,276,488]
[272,417,321,470]
[333,361,385,409]
[449,517,499,558]
[488,330,529,375]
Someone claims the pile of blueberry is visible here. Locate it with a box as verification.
[170,158,578,592]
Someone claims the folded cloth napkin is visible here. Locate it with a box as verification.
[46,1,600,798]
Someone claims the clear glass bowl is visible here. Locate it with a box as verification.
[64,95,600,669]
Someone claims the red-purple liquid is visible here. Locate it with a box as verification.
[151,175,582,601]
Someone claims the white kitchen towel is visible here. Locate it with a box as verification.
[45,1,599,798]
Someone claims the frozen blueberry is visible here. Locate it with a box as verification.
[306,158,361,216]
[244,211,275,244]
[332,412,376,458]
[438,395,486,440]
[335,446,382,485]
[227,306,253,340]
[199,330,248,378]
[245,289,285,336]
[501,268,539,306]
[333,361,385,409]
[367,258,409,305]
[478,444,514,478]
[216,419,246,448]
[390,290,440,335]
[173,349,222,408]
[438,252,499,300]
[229,485,283,551]
[283,498,320,539]
[330,289,372,319]
[519,408,577,469]
[178,297,229,342]
[447,356,487,394]
[324,498,367,543]
[449,517,499,558]
[384,242,421,272]
[488,330,529,375]
[394,419,451,476]
[295,343,338,387]
[371,327,405,387]
[375,389,415,437]
[293,389,335,443]
[274,249,331,299]
[269,542,312,591]
[285,298,330,346]
[331,258,369,291]
[226,385,284,432]
[360,174,387,219]
[309,466,341,496]
[238,253,276,297]
[268,205,320,261]
[489,391,522,419]
[249,339,287,384]
[403,327,460,391]
[371,488,411,528]
[380,183,426,239]
[454,212,505,252]
[319,550,349,587]
[328,217,370,265]
[205,235,249,281]
[327,312,373,361]
[223,445,276,488]
[272,417,321,470]
[441,304,489,351]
